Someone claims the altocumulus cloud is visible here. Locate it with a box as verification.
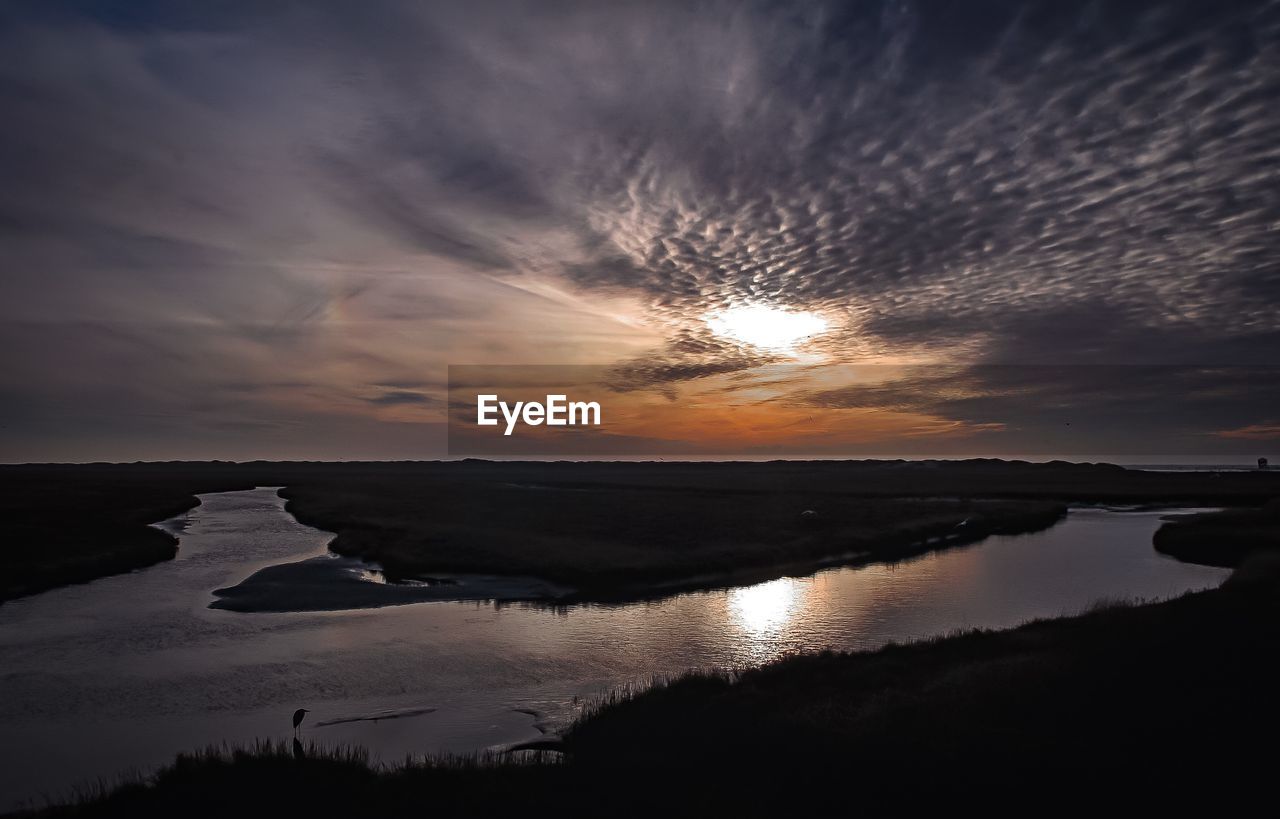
[0,0,1277,459]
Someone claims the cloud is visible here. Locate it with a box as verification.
[789,363,1280,454]
[1,0,1277,459]
[363,390,439,407]
[542,0,1280,366]
[1214,423,1280,441]
[606,354,772,392]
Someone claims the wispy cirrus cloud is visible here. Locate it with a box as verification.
[1214,423,1280,440]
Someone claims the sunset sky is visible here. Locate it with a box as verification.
[2,0,1278,461]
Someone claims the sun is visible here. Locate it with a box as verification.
[706,304,829,351]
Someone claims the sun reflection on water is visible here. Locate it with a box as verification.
[728,577,803,637]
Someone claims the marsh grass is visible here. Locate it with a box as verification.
[25,739,566,818]
[1154,498,1280,566]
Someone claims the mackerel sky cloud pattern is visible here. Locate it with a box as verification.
[1,0,1277,459]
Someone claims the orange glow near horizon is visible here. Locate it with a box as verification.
[446,362,1006,455]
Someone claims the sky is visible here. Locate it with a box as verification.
[1,0,1278,462]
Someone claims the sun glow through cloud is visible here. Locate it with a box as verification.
[706,305,829,352]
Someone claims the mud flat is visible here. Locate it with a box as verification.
[211,555,572,612]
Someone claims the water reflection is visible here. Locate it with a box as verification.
[0,490,1230,811]
[728,577,804,637]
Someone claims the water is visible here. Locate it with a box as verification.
[0,488,1229,810]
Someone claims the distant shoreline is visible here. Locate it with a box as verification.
[4,459,1277,604]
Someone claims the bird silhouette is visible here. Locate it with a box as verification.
[293,708,310,736]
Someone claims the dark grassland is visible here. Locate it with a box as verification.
[3,459,1278,602]
[1154,498,1280,566]
[0,465,257,601]
[25,560,1280,817]
[278,481,1068,598]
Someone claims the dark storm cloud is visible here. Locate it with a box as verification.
[1,0,1277,459]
